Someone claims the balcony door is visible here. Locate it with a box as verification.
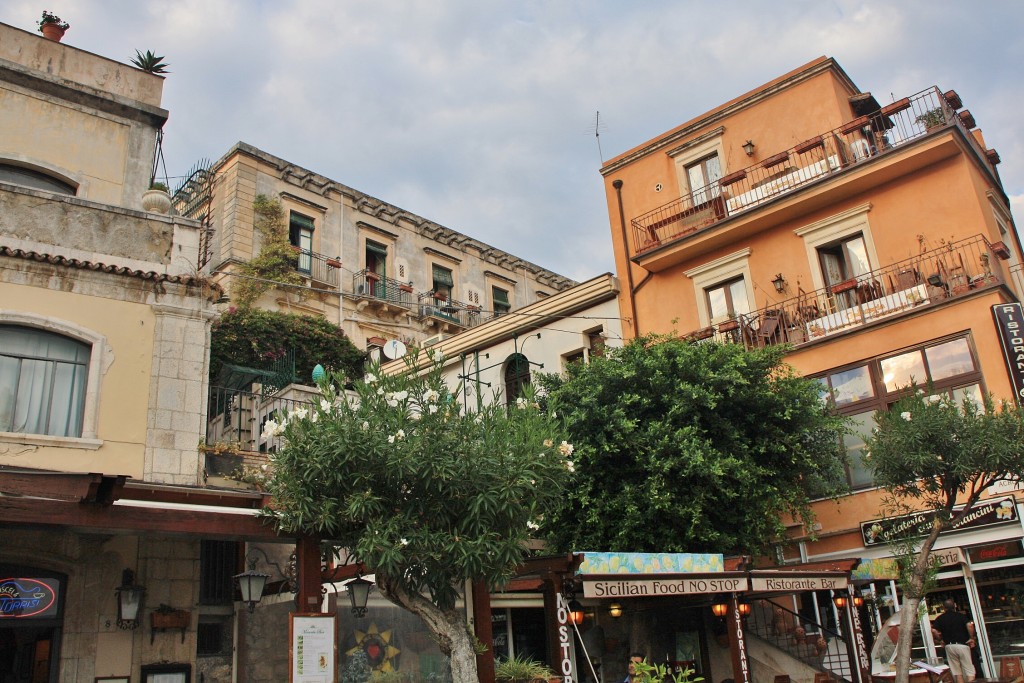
[366,241,387,298]
[686,154,722,206]
[289,212,314,273]
[705,277,749,325]
[818,233,870,308]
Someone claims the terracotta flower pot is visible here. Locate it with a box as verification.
[40,23,66,41]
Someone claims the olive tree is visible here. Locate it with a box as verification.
[261,359,572,681]
[866,389,1024,683]
[540,334,849,556]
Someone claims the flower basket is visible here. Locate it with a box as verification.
[830,279,857,295]
[40,23,66,41]
[398,284,414,293]
[152,608,190,630]
[687,327,714,341]
[717,319,740,333]
[326,258,342,269]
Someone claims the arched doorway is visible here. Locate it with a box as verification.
[503,353,531,406]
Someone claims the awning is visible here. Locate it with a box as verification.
[366,240,388,257]
[432,265,453,287]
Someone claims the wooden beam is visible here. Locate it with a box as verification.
[296,535,324,612]
[472,581,495,683]
[0,470,114,502]
[0,496,288,541]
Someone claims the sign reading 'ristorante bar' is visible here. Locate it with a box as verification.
[749,575,847,592]
[993,303,1024,404]
[860,496,1018,546]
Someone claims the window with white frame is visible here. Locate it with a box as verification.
[705,277,750,323]
[668,127,725,207]
[683,248,754,328]
[686,153,722,205]
[289,211,314,273]
[0,325,90,437]
[795,203,879,295]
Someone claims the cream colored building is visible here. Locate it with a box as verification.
[193,142,576,356]
[0,22,286,683]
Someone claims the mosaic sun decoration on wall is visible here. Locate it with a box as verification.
[346,623,402,672]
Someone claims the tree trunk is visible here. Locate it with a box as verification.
[893,518,945,683]
[377,573,479,682]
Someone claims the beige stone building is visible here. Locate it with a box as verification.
[0,22,291,683]
[190,142,575,357]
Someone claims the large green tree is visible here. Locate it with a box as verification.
[865,390,1024,683]
[262,360,571,681]
[540,334,848,556]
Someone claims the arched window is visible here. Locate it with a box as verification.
[0,325,90,437]
[0,162,77,195]
[503,353,531,406]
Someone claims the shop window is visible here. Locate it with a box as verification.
[0,325,90,437]
[289,212,314,273]
[199,540,236,605]
[503,353,531,406]
[0,162,76,195]
[686,153,721,205]
[492,286,511,317]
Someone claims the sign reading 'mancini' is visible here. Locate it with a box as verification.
[749,574,847,592]
[583,575,747,598]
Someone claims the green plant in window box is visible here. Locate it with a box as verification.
[915,108,946,131]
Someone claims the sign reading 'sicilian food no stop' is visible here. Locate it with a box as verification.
[582,576,748,598]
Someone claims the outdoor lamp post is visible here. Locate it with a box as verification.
[346,575,373,618]
[115,568,146,630]
[234,559,270,613]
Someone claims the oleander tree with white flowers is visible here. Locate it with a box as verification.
[865,387,1024,683]
[260,357,572,682]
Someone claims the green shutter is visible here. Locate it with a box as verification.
[366,241,388,257]
[290,212,315,230]
[492,287,510,307]
[432,265,454,287]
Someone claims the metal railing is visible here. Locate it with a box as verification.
[633,87,981,253]
[746,599,852,682]
[205,384,317,456]
[416,292,487,329]
[352,269,418,308]
[693,235,1006,349]
[294,248,340,288]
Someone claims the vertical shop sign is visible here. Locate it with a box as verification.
[729,593,750,683]
[993,303,1024,404]
[554,594,576,683]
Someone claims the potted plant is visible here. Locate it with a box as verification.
[915,107,946,132]
[631,658,704,683]
[142,181,172,214]
[37,11,69,41]
[151,603,190,630]
[494,653,554,683]
[130,49,170,74]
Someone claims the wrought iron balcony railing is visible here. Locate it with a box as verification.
[293,248,340,288]
[693,235,1008,349]
[633,87,984,253]
[352,269,418,308]
[416,292,487,329]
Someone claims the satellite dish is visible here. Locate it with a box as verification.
[382,339,407,360]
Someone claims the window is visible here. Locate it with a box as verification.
[705,277,750,324]
[197,617,231,656]
[813,335,983,492]
[686,153,722,205]
[0,325,90,437]
[503,353,531,406]
[818,233,871,308]
[492,286,511,317]
[432,265,454,300]
[0,162,76,195]
[587,328,606,358]
[365,241,388,297]
[199,540,236,605]
[289,212,314,273]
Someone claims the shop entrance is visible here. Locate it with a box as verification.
[0,568,64,683]
[0,624,58,683]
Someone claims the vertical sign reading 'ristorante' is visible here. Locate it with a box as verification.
[993,303,1024,405]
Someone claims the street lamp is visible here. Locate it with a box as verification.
[115,568,146,630]
[711,602,729,618]
[346,575,373,618]
[568,599,585,625]
[608,602,623,618]
[234,558,270,614]
[832,594,848,610]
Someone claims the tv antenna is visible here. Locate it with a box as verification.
[587,111,608,163]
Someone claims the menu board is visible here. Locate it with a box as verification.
[290,613,337,683]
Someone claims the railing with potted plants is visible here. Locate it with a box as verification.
[292,248,340,288]
[745,599,852,682]
[416,291,486,329]
[632,86,983,253]
[352,269,418,308]
[693,235,1006,349]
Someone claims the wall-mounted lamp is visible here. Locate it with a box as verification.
[772,273,787,294]
[115,568,146,630]
[346,575,374,618]
[234,558,271,614]
[832,594,848,610]
[568,599,585,625]
[852,595,864,608]
[737,602,751,617]
[608,602,623,618]
[743,140,756,157]
[711,602,729,618]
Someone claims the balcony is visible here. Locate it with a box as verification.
[352,269,418,318]
[633,87,990,255]
[692,235,1009,349]
[294,248,340,288]
[417,292,488,331]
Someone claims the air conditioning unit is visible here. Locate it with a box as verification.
[422,333,448,347]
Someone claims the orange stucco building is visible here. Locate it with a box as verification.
[600,57,1024,677]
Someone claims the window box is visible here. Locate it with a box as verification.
[840,116,870,136]
[992,241,1012,260]
[830,279,858,295]
[719,170,747,187]
[687,327,714,341]
[434,292,447,302]
[717,319,740,333]
[326,258,342,269]
[794,136,824,155]
[880,98,911,117]
[986,149,1001,166]
[761,152,790,169]
[399,284,414,293]
[958,110,976,129]
[943,90,963,110]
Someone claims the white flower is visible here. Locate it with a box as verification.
[526,520,540,531]
[394,390,409,401]
[410,411,421,421]
[423,389,440,403]
[473,413,484,424]
[260,419,279,440]
[320,398,331,412]
[388,435,395,444]
[360,421,370,431]
[901,411,912,421]
[543,439,553,448]
[396,429,406,440]
[310,411,318,423]
[289,407,308,421]
[364,373,378,384]
[386,397,399,408]
[400,538,409,546]
[565,460,576,473]
[260,464,268,471]
[551,411,557,419]
[559,441,574,457]
[516,397,528,410]
[377,387,385,396]
[428,404,438,414]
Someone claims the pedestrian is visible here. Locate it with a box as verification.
[931,599,976,683]
[621,652,644,683]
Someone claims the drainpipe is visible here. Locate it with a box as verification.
[612,179,642,338]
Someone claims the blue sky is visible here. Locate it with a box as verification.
[5,1,1023,281]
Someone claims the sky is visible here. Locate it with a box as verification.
[5,1,1024,282]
